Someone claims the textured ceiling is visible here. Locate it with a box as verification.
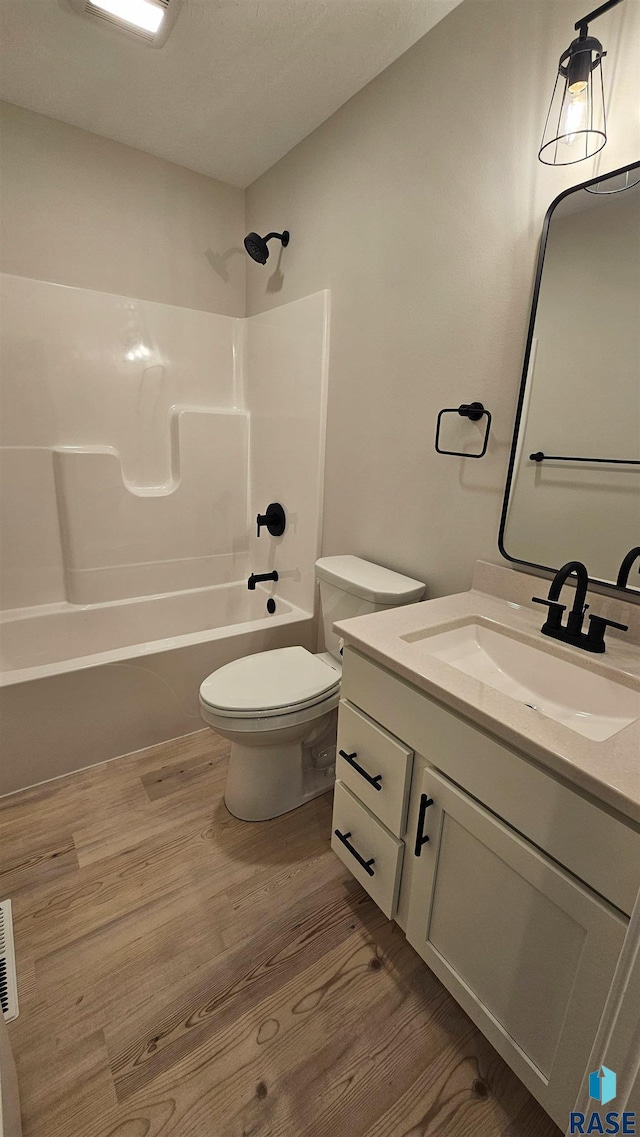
[0,0,461,187]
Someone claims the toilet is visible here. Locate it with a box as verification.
[199,555,425,821]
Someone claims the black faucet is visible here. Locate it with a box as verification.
[533,561,628,654]
[256,502,286,538]
[616,547,640,590]
[540,560,589,637]
[247,571,279,591]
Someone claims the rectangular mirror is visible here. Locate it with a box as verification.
[499,161,640,593]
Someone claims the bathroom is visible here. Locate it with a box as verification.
[0,0,638,1132]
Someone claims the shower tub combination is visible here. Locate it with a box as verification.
[0,279,330,796]
[0,585,315,796]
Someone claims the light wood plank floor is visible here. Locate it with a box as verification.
[0,729,562,1137]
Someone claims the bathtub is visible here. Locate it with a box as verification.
[0,584,315,796]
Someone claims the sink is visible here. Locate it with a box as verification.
[401,620,640,741]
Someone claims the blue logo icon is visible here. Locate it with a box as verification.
[589,1066,617,1106]
[571,1066,635,1133]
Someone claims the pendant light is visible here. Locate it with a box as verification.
[539,0,625,166]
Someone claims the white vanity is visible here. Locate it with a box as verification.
[330,562,640,1128]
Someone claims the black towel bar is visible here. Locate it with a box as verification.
[530,451,639,466]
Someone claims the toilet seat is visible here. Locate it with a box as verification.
[199,687,340,736]
[199,646,340,720]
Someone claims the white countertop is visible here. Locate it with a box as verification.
[335,562,640,825]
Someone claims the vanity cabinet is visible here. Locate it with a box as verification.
[331,646,640,1127]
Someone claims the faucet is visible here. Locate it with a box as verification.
[616,547,640,590]
[256,502,286,538]
[533,561,628,654]
[247,570,279,591]
[538,559,586,641]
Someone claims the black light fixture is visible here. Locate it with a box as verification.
[539,0,625,166]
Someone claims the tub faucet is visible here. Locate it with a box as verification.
[248,571,278,591]
[616,547,640,590]
[256,502,286,538]
[533,560,628,653]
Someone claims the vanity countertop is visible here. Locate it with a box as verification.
[334,561,640,825]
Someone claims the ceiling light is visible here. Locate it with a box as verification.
[88,0,164,35]
[67,0,182,47]
[539,0,625,166]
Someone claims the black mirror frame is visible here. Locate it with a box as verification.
[498,158,640,596]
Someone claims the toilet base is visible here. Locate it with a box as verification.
[223,711,337,822]
[224,752,334,821]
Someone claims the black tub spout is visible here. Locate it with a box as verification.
[248,571,279,591]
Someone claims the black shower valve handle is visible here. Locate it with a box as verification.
[256,502,286,538]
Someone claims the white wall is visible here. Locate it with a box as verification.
[245,292,330,613]
[0,103,250,608]
[0,274,328,614]
[0,274,247,608]
[0,104,331,617]
[245,0,640,598]
[0,101,246,316]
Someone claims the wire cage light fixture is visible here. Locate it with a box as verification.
[539,0,625,166]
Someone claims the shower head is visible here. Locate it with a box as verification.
[243,230,290,264]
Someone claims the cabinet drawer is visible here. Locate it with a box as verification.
[336,700,413,836]
[331,780,404,919]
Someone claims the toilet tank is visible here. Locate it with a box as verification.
[315,555,425,661]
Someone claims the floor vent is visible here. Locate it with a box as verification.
[0,900,19,1022]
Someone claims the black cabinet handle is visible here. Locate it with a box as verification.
[339,749,382,791]
[334,829,375,876]
[414,793,434,856]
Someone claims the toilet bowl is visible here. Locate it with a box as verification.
[200,646,341,821]
[199,556,425,821]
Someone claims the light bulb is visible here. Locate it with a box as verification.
[560,86,588,145]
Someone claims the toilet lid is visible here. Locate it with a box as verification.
[200,646,340,715]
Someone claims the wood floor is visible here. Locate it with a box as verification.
[0,729,562,1137]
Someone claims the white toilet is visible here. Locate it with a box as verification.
[199,555,425,821]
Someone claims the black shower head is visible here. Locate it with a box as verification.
[243,230,290,264]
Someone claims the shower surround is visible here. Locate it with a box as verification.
[0,275,329,794]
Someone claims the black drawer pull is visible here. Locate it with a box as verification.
[414,793,434,856]
[334,829,375,876]
[339,749,382,791]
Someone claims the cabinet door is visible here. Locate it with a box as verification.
[405,765,627,1127]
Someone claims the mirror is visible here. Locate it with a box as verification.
[499,161,640,593]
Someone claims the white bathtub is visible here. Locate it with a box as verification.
[0,584,315,795]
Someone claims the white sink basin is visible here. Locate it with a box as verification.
[401,621,640,741]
